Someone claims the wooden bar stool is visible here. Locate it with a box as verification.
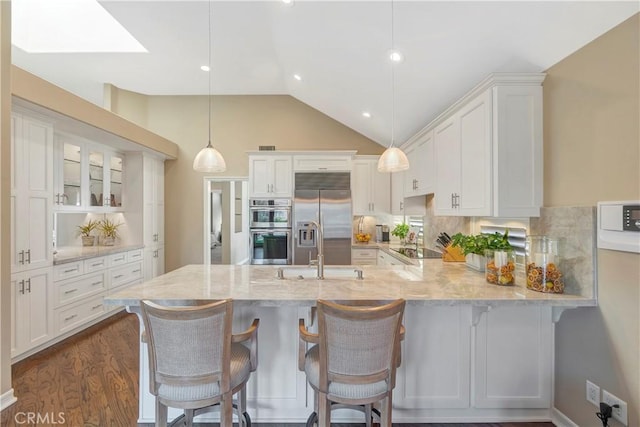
[140,299,259,427]
[298,299,406,427]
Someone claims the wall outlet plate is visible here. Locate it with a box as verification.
[586,380,600,407]
[603,389,628,426]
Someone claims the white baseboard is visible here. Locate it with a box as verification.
[0,388,17,411]
[552,407,580,427]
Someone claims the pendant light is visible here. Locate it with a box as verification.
[377,0,409,173]
[193,0,227,173]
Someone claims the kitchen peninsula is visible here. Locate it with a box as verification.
[106,263,595,424]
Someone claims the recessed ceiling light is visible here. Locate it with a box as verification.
[282,0,294,4]
[362,112,371,118]
[200,65,210,72]
[389,50,404,63]
[293,74,302,81]
[12,0,147,53]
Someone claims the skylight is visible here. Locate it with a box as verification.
[12,0,147,53]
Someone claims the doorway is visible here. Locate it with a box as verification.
[203,177,249,265]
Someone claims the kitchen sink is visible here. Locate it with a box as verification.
[276,266,363,280]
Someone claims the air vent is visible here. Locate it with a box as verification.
[259,145,276,151]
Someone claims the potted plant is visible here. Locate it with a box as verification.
[451,231,511,271]
[77,219,99,247]
[391,222,410,245]
[98,218,122,246]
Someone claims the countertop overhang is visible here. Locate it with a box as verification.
[105,263,596,308]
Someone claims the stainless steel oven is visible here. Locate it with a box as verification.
[250,229,292,265]
[249,199,292,229]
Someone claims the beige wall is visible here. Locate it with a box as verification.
[110,93,384,270]
[544,14,640,426]
[0,0,12,405]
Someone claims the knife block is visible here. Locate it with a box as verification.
[442,244,466,262]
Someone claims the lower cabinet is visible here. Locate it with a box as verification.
[11,248,144,361]
[144,246,165,281]
[351,248,378,265]
[11,268,54,358]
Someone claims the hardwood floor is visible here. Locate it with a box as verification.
[1,311,554,427]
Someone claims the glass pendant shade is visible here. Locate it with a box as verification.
[378,146,409,172]
[193,142,227,173]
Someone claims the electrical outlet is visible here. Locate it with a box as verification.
[603,390,628,426]
[586,380,600,407]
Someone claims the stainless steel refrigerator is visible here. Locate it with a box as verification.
[293,173,352,265]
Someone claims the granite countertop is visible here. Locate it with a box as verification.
[105,263,596,308]
[352,242,435,265]
[54,244,145,265]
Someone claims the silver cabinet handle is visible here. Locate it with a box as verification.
[26,278,31,292]
[457,194,461,208]
[25,249,31,264]
[451,193,455,208]
[18,250,24,265]
[132,269,141,273]
[64,314,77,322]
[400,201,404,211]
[64,289,78,295]
[91,304,102,310]
[55,194,59,205]
[19,280,25,295]
[114,274,124,279]
[91,262,102,267]
[64,268,77,273]
[91,281,102,286]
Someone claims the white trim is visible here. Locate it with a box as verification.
[0,388,17,411]
[551,407,580,427]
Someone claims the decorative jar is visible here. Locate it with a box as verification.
[81,235,96,247]
[484,249,515,285]
[525,236,564,293]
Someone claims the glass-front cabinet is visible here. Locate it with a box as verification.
[54,133,125,211]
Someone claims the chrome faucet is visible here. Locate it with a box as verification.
[307,220,324,279]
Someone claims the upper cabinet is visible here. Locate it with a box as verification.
[293,153,353,172]
[429,73,544,217]
[11,111,54,272]
[352,156,390,215]
[248,154,293,198]
[54,133,125,212]
[403,130,435,198]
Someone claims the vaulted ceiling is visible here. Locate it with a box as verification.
[11,1,639,146]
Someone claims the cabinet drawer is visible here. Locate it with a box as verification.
[110,262,143,289]
[109,252,128,266]
[55,294,106,335]
[352,248,377,259]
[110,278,142,295]
[352,259,377,266]
[53,261,84,282]
[127,249,143,263]
[54,272,106,308]
[84,257,108,273]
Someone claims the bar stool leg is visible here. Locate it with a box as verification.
[184,408,194,427]
[221,392,233,427]
[155,400,168,427]
[317,392,329,427]
[365,403,373,427]
[380,394,392,427]
[238,386,248,427]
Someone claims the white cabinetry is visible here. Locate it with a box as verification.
[248,154,292,198]
[11,112,54,273]
[292,153,353,172]
[473,306,552,408]
[351,247,377,265]
[352,156,390,215]
[433,75,544,217]
[403,131,435,198]
[391,172,427,216]
[142,155,165,280]
[396,306,471,409]
[11,268,54,358]
[53,132,125,211]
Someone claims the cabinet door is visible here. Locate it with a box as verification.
[270,156,292,198]
[108,153,124,208]
[248,157,271,198]
[395,306,471,409]
[12,269,54,356]
[474,306,552,408]
[11,114,54,272]
[391,171,405,215]
[55,137,84,208]
[352,160,372,215]
[403,143,418,198]
[414,131,435,196]
[458,90,491,216]
[372,167,390,213]
[433,116,460,215]
[88,149,106,207]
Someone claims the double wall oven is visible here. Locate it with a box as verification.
[249,199,292,265]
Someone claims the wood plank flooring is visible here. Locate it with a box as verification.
[1,311,554,427]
